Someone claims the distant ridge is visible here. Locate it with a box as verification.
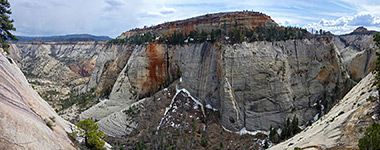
[14,34,112,42]
[346,26,377,35]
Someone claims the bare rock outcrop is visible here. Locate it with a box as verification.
[270,73,378,150]
[47,12,375,140]
[0,50,75,149]
[334,33,378,80]
[9,41,105,111]
[82,37,354,136]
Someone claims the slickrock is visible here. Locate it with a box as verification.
[0,50,75,149]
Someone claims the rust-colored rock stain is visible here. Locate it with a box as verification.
[316,68,330,82]
[144,44,167,93]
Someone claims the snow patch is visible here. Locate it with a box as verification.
[372,114,377,120]
[180,88,205,116]
[314,113,319,121]
[157,86,205,130]
[206,104,218,111]
[239,127,268,136]
[222,125,233,133]
[222,126,268,136]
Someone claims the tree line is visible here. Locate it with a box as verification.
[107,25,310,45]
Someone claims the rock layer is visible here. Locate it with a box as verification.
[270,73,378,149]
[9,41,105,111]
[82,36,360,136]
[0,50,75,149]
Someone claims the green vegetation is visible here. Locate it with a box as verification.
[357,33,380,150]
[0,0,18,55]
[133,140,148,150]
[358,122,380,150]
[77,119,106,150]
[107,24,309,46]
[269,115,301,143]
[200,137,208,147]
[263,140,269,149]
[61,92,97,111]
[373,33,380,100]
[294,147,302,150]
[219,142,224,148]
[123,105,141,122]
[44,117,56,130]
[269,126,280,143]
[45,120,53,129]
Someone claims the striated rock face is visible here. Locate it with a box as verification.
[9,41,105,111]
[80,44,133,95]
[334,33,378,80]
[0,50,75,149]
[219,39,351,131]
[270,73,378,150]
[81,36,359,136]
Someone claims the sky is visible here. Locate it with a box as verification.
[9,0,380,38]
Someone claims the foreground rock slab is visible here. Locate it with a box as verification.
[0,50,75,150]
[270,73,378,149]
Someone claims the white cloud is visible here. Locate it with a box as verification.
[8,0,380,37]
[304,13,380,35]
[160,6,175,15]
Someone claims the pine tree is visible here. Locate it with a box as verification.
[0,0,18,54]
[77,119,106,149]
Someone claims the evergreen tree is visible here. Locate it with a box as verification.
[77,119,106,149]
[358,122,380,150]
[0,0,18,54]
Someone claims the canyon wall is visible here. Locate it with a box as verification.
[0,49,75,149]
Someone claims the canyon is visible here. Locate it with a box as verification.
[3,11,380,149]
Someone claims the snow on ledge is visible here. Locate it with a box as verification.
[222,126,269,136]
[239,127,269,136]
[157,86,205,130]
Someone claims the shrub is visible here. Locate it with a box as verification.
[200,137,208,147]
[358,122,380,150]
[46,121,53,129]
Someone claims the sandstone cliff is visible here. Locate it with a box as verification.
[77,13,379,140]
[270,72,378,149]
[0,50,75,149]
[7,11,379,149]
[335,28,378,80]
[9,41,105,113]
[81,37,356,136]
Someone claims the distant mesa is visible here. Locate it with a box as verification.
[348,26,377,35]
[13,34,112,42]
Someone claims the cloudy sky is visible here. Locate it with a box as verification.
[10,0,380,38]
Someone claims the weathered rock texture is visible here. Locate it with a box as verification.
[270,73,378,150]
[9,41,105,111]
[334,30,378,80]
[0,50,75,149]
[81,36,363,136]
